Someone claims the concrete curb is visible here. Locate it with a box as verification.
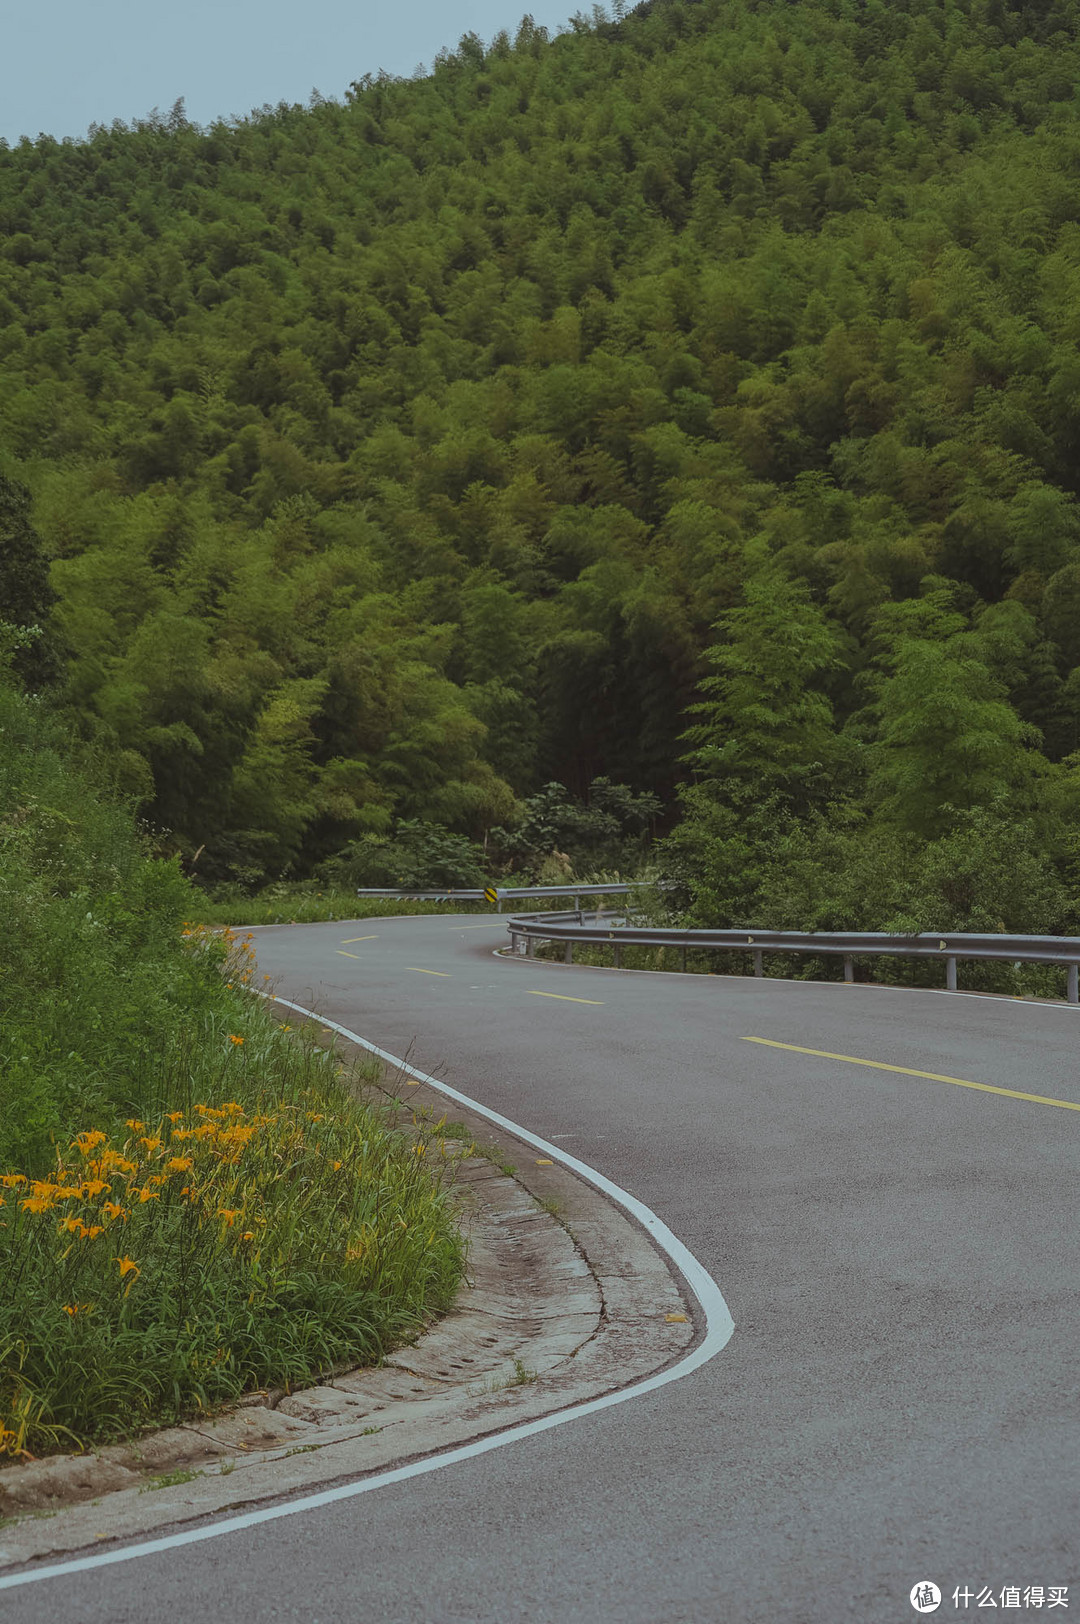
[0,1053,696,1573]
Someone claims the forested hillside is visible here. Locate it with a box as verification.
[4,0,1080,926]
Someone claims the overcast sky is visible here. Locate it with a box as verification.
[2,0,578,145]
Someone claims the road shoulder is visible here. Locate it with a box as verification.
[0,1052,696,1573]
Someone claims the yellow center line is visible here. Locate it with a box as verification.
[409,967,452,977]
[527,990,604,1005]
[341,935,378,944]
[336,950,361,960]
[743,1036,1080,1113]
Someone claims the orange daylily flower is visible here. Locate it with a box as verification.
[20,1194,55,1214]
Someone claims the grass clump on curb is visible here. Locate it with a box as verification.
[0,686,465,1460]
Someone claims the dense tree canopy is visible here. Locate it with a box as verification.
[3,0,1080,918]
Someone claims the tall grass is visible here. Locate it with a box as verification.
[190,889,486,927]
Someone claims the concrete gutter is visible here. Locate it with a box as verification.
[0,1053,698,1574]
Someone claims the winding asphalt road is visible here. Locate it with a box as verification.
[8,914,1080,1622]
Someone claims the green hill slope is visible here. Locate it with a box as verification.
[3,0,1080,911]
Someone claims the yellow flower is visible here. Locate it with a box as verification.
[79,1178,110,1199]
[125,1119,145,1133]
[138,1136,162,1155]
[102,1202,128,1222]
[115,1256,139,1277]
[228,1034,245,1046]
[166,1112,184,1124]
[165,1156,193,1174]
[20,1194,55,1214]
[136,1185,160,1204]
[95,1151,137,1177]
[0,1174,27,1189]
[241,1231,255,1241]
[61,1303,93,1317]
[72,1130,107,1155]
[170,1128,193,1142]
[217,1208,241,1227]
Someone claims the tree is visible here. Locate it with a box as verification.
[0,473,59,688]
[866,601,1044,838]
[681,567,847,815]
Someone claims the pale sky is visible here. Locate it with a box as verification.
[2,0,580,145]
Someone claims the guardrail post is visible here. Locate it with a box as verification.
[614,944,622,969]
[510,931,520,954]
[946,956,957,992]
[681,946,687,973]
[526,935,535,958]
[753,950,763,978]
[844,956,854,983]
[564,941,573,964]
[1068,964,1078,1005]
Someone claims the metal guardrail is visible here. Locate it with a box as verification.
[505,913,1080,1003]
[355,883,637,912]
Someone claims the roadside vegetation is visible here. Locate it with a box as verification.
[0,680,464,1460]
[191,889,484,927]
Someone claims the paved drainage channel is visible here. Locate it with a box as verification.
[0,1055,696,1572]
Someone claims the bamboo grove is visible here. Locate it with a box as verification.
[3,0,1080,931]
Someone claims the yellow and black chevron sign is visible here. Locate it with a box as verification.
[484,886,498,905]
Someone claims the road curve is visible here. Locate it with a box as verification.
[8,914,1080,1623]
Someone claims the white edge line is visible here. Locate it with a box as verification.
[0,995,734,1592]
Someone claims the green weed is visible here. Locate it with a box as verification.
[142,1469,204,1492]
